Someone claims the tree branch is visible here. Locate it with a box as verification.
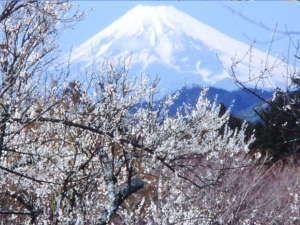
[98,178,145,225]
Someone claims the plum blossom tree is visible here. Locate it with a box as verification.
[1,59,253,224]
[0,0,81,223]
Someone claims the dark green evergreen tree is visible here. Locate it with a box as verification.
[251,82,300,162]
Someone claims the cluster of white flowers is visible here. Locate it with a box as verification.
[0,56,254,224]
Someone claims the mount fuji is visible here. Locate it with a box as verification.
[70,5,288,93]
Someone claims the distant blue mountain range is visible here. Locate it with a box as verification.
[167,86,272,122]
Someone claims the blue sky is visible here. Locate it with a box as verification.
[59,1,300,57]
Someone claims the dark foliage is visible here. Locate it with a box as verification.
[250,89,300,163]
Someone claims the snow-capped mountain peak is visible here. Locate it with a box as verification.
[70,5,291,91]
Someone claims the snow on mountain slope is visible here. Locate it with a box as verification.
[70,5,292,91]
